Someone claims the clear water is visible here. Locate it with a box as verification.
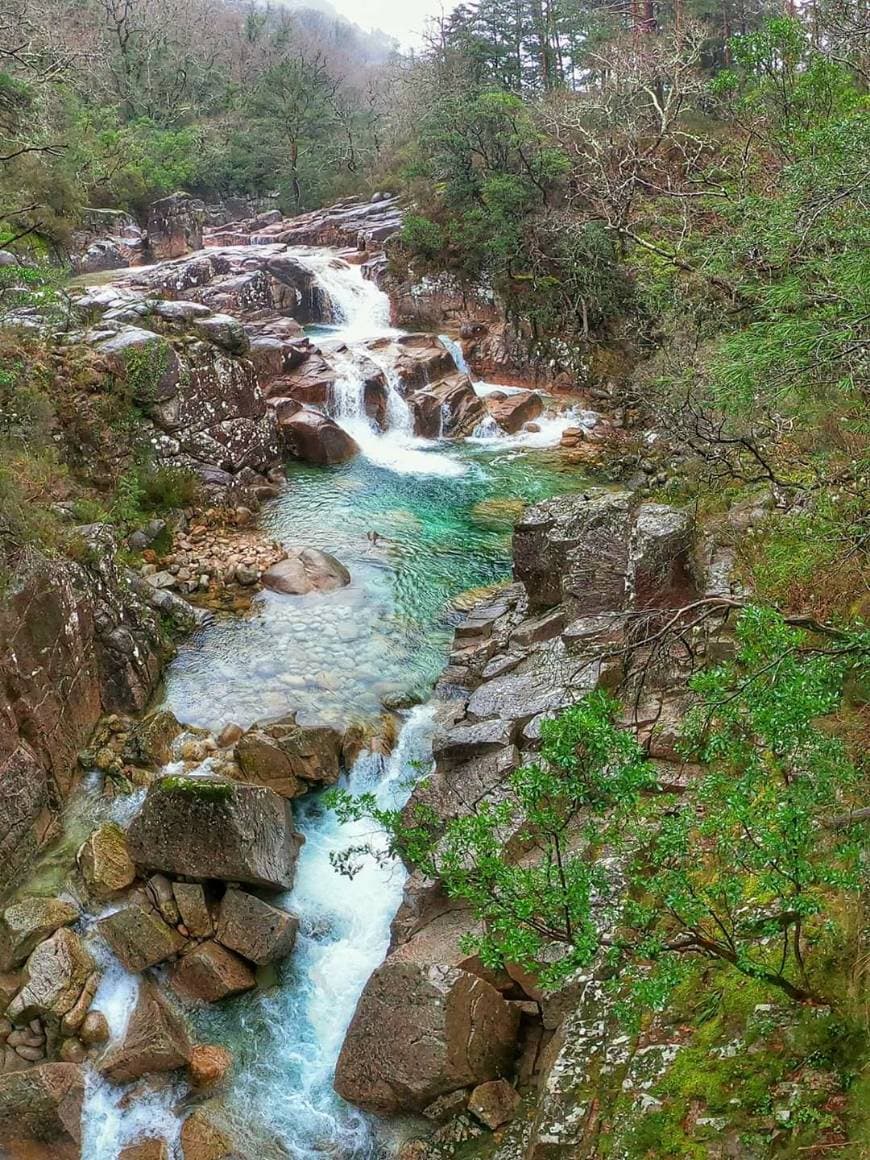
[163,446,587,732]
[80,248,590,1159]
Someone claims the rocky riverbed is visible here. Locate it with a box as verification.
[0,197,720,1159]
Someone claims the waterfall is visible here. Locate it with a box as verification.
[437,333,471,377]
[287,247,394,341]
[283,251,465,477]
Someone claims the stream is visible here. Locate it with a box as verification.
[78,249,590,1157]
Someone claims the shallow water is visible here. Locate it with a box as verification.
[163,446,587,732]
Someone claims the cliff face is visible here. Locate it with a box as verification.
[0,533,167,893]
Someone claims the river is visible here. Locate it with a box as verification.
[79,248,589,1157]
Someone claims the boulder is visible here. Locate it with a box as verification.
[170,941,256,1002]
[412,374,486,438]
[468,1078,521,1129]
[80,1010,110,1046]
[265,350,335,406]
[7,928,94,1024]
[180,1104,236,1160]
[188,1044,232,1088]
[628,503,695,607]
[216,890,298,966]
[78,238,129,274]
[120,1140,170,1160]
[124,709,183,766]
[98,980,191,1083]
[97,328,181,405]
[235,716,343,799]
[334,962,520,1115]
[0,1062,84,1158]
[96,904,185,972]
[172,882,213,938]
[261,548,350,596]
[127,775,302,890]
[0,898,80,971]
[146,191,204,260]
[79,823,137,900]
[513,490,634,614]
[485,390,544,434]
[278,407,359,466]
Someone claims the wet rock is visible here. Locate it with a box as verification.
[127,775,302,890]
[485,390,544,434]
[217,723,244,748]
[278,406,359,466]
[334,962,520,1115]
[468,1078,521,1129]
[261,548,351,596]
[188,1044,233,1088]
[170,941,256,1002]
[146,873,182,925]
[235,717,343,799]
[411,373,486,438]
[180,1103,236,1160]
[96,904,185,972]
[216,890,298,966]
[79,823,137,900]
[172,882,213,938]
[7,929,94,1025]
[0,1062,84,1158]
[98,980,191,1082]
[120,1140,170,1160]
[58,1037,86,1064]
[79,1010,110,1046]
[125,709,183,767]
[59,968,99,1035]
[432,719,515,767]
[0,898,80,971]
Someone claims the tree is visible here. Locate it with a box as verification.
[331,609,867,1012]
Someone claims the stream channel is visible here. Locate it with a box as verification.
[64,248,590,1157]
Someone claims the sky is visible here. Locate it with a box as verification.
[323,0,442,46]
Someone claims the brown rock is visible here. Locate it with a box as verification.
[120,1140,170,1160]
[125,709,183,767]
[0,1062,84,1158]
[80,1010,110,1046]
[180,1104,235,1160]
[0,898,80,971]
[216,890,298,966]
[170,941,256,1003]
[97,980,191,1083]
[172,882,213,938]
[235,717,343,799]
[79,823,136,900]
[7,929,94,1024]
[0,971,21,1013]
[485,390,544,434]
[278,407,359,465]
[468,1078,521,1129]
[334,962,520,1115]
[127,776,302,890]
[261,548,350,596]
[58,1037,86,1064]
[216,723,243,748]
[188,1044,232,1088]
[97,904,185,972]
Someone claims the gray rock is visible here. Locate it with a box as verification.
[127,775,303,890]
